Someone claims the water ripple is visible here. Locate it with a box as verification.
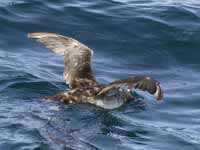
[0,0,200,150]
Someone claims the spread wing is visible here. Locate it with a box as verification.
[98,76,163,101]
[28,32,96,88]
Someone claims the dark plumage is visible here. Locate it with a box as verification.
[28,32,163,109]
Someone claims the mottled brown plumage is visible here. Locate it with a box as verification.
[28,32,163,109]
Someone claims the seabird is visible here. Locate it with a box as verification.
[28,32,163,109]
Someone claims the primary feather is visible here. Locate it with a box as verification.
[28,32,96,88]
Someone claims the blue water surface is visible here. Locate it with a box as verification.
[0,0,200,150]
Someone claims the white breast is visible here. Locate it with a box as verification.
[93,87,133,109]
[95,98,125,109]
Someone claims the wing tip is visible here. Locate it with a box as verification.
[154,84,164,101]
[27,32,42,39]
[27,32,33,38]
[27,32,57,39]
[27,32,65,55]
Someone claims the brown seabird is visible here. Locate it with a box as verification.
[28,32,163,109]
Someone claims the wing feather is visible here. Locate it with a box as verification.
[28,32,96,88]
[98,76,163,101]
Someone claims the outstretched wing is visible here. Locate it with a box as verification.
[28,32,96,88]
[98,76,163,101]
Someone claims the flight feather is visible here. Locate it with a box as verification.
[28,32,96,88]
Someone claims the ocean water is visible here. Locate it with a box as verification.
[0,0,200,149]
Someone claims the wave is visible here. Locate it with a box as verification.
[0,0,200,150]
